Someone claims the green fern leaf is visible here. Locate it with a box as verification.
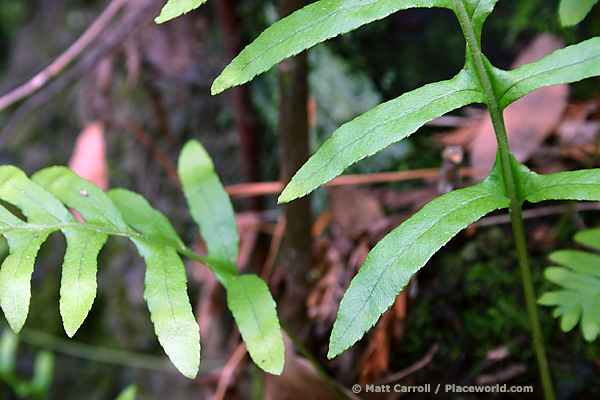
[539,228,600,341]
[155,0,208,24]
[33,166,200,378]
[0,166,200,378]
[0,166,84,333]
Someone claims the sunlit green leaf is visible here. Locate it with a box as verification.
[558,0,598,26]
[226,275,284,375]
[33,167,129,231]
[155,0,207,24]
[328,160,509,358]
[106,189,201,378]
[59,231,107,337]
[0,166,82,332]
[178,140,239,277]
[279,66,485,203]
[33,167,128,336]
[0,231,50,332]
[135,240,200,379]
[34,167,200,377]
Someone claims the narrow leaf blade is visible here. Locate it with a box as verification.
[0,232,50,332]
[517,164,600,204]
[0,166,76,332]
[496,37,600,109]
[279,68,485,203]
[178,140,239,274]
[328,163,509,358]
[211,0,451,94]
[60,230,108,337]
[33,166,128,336]
[549,250,600,279]
[226,275,284,375]
[155,0,207,24]
[134,240,200,378]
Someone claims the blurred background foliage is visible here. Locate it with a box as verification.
[0,0,598,398]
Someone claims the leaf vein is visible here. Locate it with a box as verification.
[162,247,178,327]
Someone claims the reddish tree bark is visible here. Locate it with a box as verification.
[214,0,262,210]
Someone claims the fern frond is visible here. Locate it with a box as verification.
[0,165,200,378]
[539,228,600,341]
[0,139,284,379]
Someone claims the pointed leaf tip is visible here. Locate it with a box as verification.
[226,275,284,375]
[178,139,239,277]
[155,0,207,24]
[211,0,456,94]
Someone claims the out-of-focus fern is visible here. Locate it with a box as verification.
[539,228,600,341]
[0,329,54,399]
[0,139,284,379]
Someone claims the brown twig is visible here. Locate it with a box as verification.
[0,0,128,113]
[212,342,247,400]
[126,121,181,188]
[224,167,487,198]
[373,343,440,386]
[0,0,154,149]
[261,215,286,283]
[473,202,600,227]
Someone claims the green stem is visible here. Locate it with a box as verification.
[452,2,555,399]
[5,326,222,373]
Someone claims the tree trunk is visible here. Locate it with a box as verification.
[278,0,312,331]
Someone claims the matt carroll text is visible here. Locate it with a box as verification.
[365,384,432,393]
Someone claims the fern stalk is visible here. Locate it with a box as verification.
[452,1,554,399]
